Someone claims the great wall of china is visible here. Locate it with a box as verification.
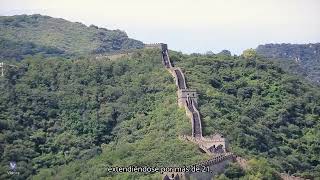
[154,43,308,180]
[0,44,309,180]
[159,43,234,180]
[160,43,228,155]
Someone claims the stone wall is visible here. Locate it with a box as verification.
[280,174,310,180]
[187,153,234,180]
[162,153,235,180]
[144,43,163,49]
[160,44,228,153]
[160,44,233,180]
[159,43,308,180]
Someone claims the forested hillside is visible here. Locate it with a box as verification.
[0,37,68,60]
[0,14,144,59]
[0,49,207,179]
[1,47,320,179]
[171,51,320,178]
[256,43,320,84]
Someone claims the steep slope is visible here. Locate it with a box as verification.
[0,14,144,58]
[0,49,207,180]
[171,52,320,178]
[256,43,320,84]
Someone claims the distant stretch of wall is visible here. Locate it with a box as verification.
[144,43,163,49]
[95,44,162,60]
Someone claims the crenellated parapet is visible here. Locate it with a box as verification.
[161,152,235,180]
[193,152,234,167]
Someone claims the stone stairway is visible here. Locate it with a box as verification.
[159,44,234,179]
[160,44,228,155]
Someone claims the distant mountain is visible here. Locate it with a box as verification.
[0,14,144,59]
[256,43,320,84]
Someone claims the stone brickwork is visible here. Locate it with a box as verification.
[161,153,235,180]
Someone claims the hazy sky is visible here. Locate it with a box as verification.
[1,0,320,54]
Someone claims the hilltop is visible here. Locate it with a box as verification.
[256,43,320,84]
[0,14,143,59]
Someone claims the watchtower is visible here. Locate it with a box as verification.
[200,134,228,154]
[178,89,198,107]
[161,43,168,51]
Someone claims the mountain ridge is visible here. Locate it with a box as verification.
[256,43,320,84]
[0,14,144,58]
